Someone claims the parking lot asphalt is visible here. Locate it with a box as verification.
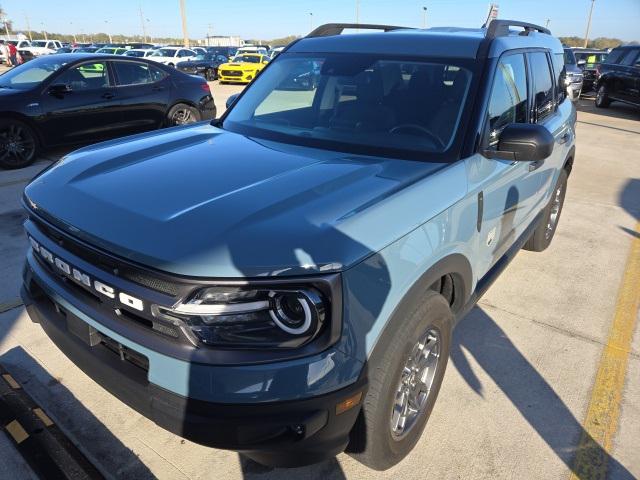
[0,81,638,479]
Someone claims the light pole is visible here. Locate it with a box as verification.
[41,22,47,40]
[309,12,313,31]
[356,0,360,24]
[422,6,427,28]
[179,0,189,48]
[1,14,9,37]
[24,12,32,41]
[70,21,77,44]
[104,20,112,43]
[583,0,595,48]
[146,18,152,44]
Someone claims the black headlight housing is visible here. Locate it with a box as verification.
[152,277,341,351]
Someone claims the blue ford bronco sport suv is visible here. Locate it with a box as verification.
[21,20,576,470]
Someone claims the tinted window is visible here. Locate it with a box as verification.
[487,53,528,142]
[552,53,567,104]
[113,62,165,85]
[55,62,109,90]
[620,48,640,66]
[529,52,554,122]
[563,49,576,65]
[605,48,625,64]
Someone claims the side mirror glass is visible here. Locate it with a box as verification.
[49,83,72,95]
[226,93,240,109]
[577,59,586,67]
[483,123,554,162]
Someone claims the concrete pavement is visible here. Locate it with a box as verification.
[0,89,638,479]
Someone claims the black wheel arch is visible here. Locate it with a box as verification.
[365,253,473,365]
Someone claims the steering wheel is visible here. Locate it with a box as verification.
[389,124,444,149]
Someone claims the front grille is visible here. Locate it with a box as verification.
[31,216,181,297]
[221,70,242,77]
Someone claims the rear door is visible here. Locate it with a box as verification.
[110,60,171,131]
[39,60,120,144]
[617,48,640,103]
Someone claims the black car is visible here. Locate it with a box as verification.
[0,53,216,169]
[595,45,640,109]
[206,46,238,59]
[571,48,608,92]
[176,53,229,80]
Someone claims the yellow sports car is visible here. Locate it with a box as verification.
[218,54,270,84]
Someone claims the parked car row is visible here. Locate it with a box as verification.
[0,53,216,169]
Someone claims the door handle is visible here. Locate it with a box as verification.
[558,132,571,144]
[101,92,115,100]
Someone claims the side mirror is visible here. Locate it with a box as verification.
[484,123,554,162]
[577,59,586,67]
[49,83,72,95]
[226,93,240,109]
[262,60,269,64]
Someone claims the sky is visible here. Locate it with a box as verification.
[2,0,639,42]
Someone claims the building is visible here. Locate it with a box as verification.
[199,35,243,47]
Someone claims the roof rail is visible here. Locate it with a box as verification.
[306,23,410,38]
[484,19,551,39]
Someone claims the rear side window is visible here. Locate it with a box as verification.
[529,52,554,123]
[619,49,640,66]
[113,62,166,85]
[487,53,528,143]
[605,48,625,64]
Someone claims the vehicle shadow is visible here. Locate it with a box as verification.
[451,307,635,479]
[619,178,640,226]
[0,342,155,479]
[576,97,640,123]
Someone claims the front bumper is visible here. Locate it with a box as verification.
[219,71,255,83]
[21,270,366,466]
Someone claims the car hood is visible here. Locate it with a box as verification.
[25,124,457,278]
[221,63,256,69]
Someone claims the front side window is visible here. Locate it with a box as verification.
[487,53,528,143]
[529,52,554,122]
[223,53,474,159]
[619,48,640,66]
[232,55,262,64]
[152,48,178,58]
[55,62,109,90]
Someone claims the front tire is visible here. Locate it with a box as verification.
[0,119,39,169]
[166,103,201,126]
[595,85,611,108]
[524,169,568,252]
[347,290,452,471]
[205,68,216,81]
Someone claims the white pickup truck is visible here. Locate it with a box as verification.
[24,39,63,56]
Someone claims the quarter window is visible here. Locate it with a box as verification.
[56,62,109,90]
[487,53,528,143]
[529,52,554,122]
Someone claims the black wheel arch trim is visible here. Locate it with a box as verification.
[365,253,472,364]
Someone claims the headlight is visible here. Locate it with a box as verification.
[153,286,327,349]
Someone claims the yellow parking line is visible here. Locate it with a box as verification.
[33,408,54,427]
[2,374,21,390]
[5,420,29,444]
[570,221,640,480]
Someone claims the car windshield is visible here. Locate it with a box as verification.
[563,49,576,65]
[0,56,68,90]
[31,41,48,47]
[194,54,210,61]
[233,55,261,63]
[222,53,474,159]
[125,50,145,57]
[152,48,177,57]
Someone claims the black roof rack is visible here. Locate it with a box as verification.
[306,23,410,38]
[485,19,551,39]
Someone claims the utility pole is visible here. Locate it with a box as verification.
[139,4,148,42]
[24,12,32,41]
[104,20,112,43]
[207,23,212,46]
[179,0,189,48]
[422,6,427,28]
[2,14,9,37]
[70,22,77,43]
[583,0,595,48]
[41,23,47,40]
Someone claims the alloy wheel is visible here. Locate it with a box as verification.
[390,328,441,440]
[171,108,197,126]
[545,184,563,240]
[0,122,37,168]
